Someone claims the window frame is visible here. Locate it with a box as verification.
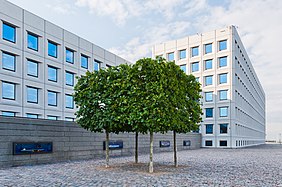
[219,40,227,51]
[47,90,57,106]
[65,71,74,86]
[81,54,88,69]
[2,51,16,72]
[66,48,74,64]
[205,75,213,86]
[2,81,15,100]
[94,59,101,71]
[219,107,228,117]
[1,111,16,117]
[205,108,213,118]
[204,43,212,54]
[191,62,199,72]
[27,59,39,77]
[27,86,39,104]
[205,124,213,134]
[47,115,58,120]
[27,32,39,51]
[2,22,16,43]
[205,59,213,70]
[167,52,174,61]
[180,64,186,73]
[65,94,74,109]
[205,140,213,146]
[179,49,186,59]
[219,56,228,67]
[48,40,58,58]
[220,140,228,146]
[26,113,38,119]
[219,124,228,134]
[219,90,228,101]
[48,66,58,82]
[205,92,213,102]
[219,73,228,84]
[191,46,199,57]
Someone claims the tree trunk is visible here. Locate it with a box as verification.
[149,131,154,173]
[105,131,109,168]
[135,132,138,163]
[173,131,178,167]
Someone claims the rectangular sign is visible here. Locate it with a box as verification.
[183,140,191,146]
[13,142,53,155]
[103,140,123,150]
[160,140,170,147]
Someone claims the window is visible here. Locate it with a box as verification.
[27,86,38,103]
[191,46,199,57]
[205,59,212,70]
[219,56,227,67]
[2,81,15,100]
[65,71,74,86]
[219,90,228,100]
[180,64,186,73]
[48,91,57,106]
[65,117,74,122]
[205,140,213,146]
[66,48,74,63]
[191,62,199,72]
[65,94,74,109]
[94,60,101,71]
[81,54,88,69]
[26,113,38,119]
[27,33,38,51]
[3,23,15,43]
[27,60,38,77]
[205,75,213,86]
[205,92,213,102]
[48,66,57,82]
[179,50,186,59]
[219,40,227,51]
[219,107,228,117]
[2,52,15,71]
[2,111,15,117]
[167,52,174,61]
[205,108,213,118]
[219,73,227,84]
[220,140,227,146]
[48,41,57,58]
[206,124,213,134]
[220,124,228,133]
[47,116,57,120]
[205,43,212,54]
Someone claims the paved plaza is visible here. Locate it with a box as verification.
[0,144,281,186]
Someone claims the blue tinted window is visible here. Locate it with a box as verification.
[27,60,38,77]
[219,73,227,84]
[206,108,213,118]
[205,43,212,54]
[219,107,228,117]
[26,113,38,119]
[219,56,227,67]
[167,52,174,61]
[27,33,38,51]
[2,111,15,117]
[205,59,212,70]
[66,71,74,86]
[220,124,228,133]
[3,23,15,43]
[48,91,57,106]
[66,49,74,63]
[206,124,213,134]
[205,92,213,102]
[219,90,228,100]
[81,55,88,69]
[180,64,186,73]
[48,66,57,82]
[219,40,227,51]
[2,82,15,100]
[191,62,199,72]
[48,41,57,58]
[47,116,57,120]
[2,52,15,71]
[179,50,186,59]
[27,87,38,103]
[205,75,213,86]
[66,94,74,109]
[94,60,101,71]
[191,47,199,57]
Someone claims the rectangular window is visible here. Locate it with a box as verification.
[219,90,228,100]
[81,54,88,69]
[219,73,228,84]
[205,75,213,86]
[219,56,227,67]
[191,46,199,57]
[219,107,228,117]
[66,48,74,63]
[220,140,227,146]
[65,117,74,122]
[65,94,74,109]
[167,52,174,61]
[219,40,227,51]
[2,111,15,117]
[27,60,38,77]
[180,64,186,73]
[47,115,57,120]
[205,108,213,118]
[191,62,199,72]
[48,91,57,106]
[2,52,15,71]
[27,86,38,103]
[94,60,101,71]
[220,124,228,133]
[26,113,38,119]
[195,77,199,82]
[205,59,212,70]
[3,23,15,43]
[205,92,213,102]
[205,43,212,54]
[65,71,74,86]
[48,41,57,58]
[27,33,38,51]
[205,140,212,146]
[2,81,15,100]
[48,66,57,82]
[206,124,213,134]
[179,50,186,59]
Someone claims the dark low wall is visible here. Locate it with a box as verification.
[0,116,201,167]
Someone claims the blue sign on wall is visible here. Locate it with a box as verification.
[160,140,170,147]
[103,140,123,150]
[183,140,191,146]
[13,142,53,155]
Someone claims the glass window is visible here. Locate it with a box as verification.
[48,66,57,82]
[219,56,227,67]
[205,75,213,86]
[206,124,213,134]
[47,116,57,120]
[205,140,212,146]
[3,23,15,43]
[27,86,38,103]
[65,94,74,109]
[219,73,228,84]
[167,52,174,61]
[191,62,199,72]
[94,60,101,71]
[195,77,199,82]
[65,117,74,122]
[179,50,186,59]
[219,40,227,51]
[26,113,38,119]
[27,60,38,77]
[220,124,228,133]
[205,92,213,102]
[220,140,227,146]
[48,91,57,106]
[81,54,88,69]
[2,81,15,100]
[205,108,213,118]
[65,71,74,86]
[219,90,228,100]
[180,64,186,73]
[27,33,38,51]
[48,41,57,58]
[219,107,228,117]
[66,48,74,63]
[2,52,15,71]
[205,59,212,70]
[205,43,212,54]
[191,46,199,57]
[2,111,15,117]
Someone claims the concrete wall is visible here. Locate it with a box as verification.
[0,116,201,167]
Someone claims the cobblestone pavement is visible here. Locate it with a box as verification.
[0,144,281,187]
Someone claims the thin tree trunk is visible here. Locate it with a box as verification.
[173,131,178,167]
[105,131,109,168]
[135,132,138,163]
[149,131,154,173]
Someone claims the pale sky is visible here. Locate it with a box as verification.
[7,0,282,140]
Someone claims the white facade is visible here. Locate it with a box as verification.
[0,0,130,121]
[152,26,266,148]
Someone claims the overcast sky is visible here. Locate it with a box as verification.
[7,0,282,140]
